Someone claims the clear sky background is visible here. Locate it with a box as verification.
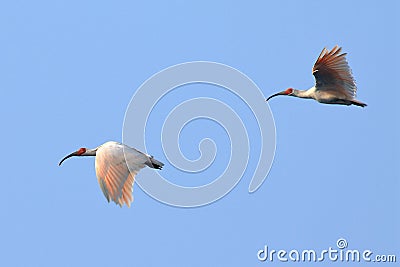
[1,1,399,266]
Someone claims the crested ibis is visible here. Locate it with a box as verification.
[266,46,367,107]
[59,141,164,207]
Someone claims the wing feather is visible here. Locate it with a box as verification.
[95,142,148,207]
[312,45,357,98]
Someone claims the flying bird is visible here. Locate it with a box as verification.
[59,141,164,207]
[266,46,367,107]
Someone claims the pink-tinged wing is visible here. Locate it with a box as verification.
[95,142,148,207]
[312,46,357,98]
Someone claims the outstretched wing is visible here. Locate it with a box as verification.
[312,46,357,98]
[95,142,148,207]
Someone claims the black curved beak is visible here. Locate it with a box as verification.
[266,91,286,101]
[59,151,79,166]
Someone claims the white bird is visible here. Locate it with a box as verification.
[59,141,164,207]
[266,45,367,107]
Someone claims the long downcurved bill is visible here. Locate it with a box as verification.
[266,91,287,101]
[59,151,78,166]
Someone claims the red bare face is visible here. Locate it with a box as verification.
[285,88,294,95]
[77,147,86,155]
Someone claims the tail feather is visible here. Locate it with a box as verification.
[351,99,367,107]
[145,157,164,170]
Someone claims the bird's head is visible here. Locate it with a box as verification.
[59,147,87,166]
[266,88,294,101]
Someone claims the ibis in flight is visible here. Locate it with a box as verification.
[59,141,164,207]
[266,45,367,107]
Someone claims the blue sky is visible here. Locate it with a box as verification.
[1,1,399,266]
